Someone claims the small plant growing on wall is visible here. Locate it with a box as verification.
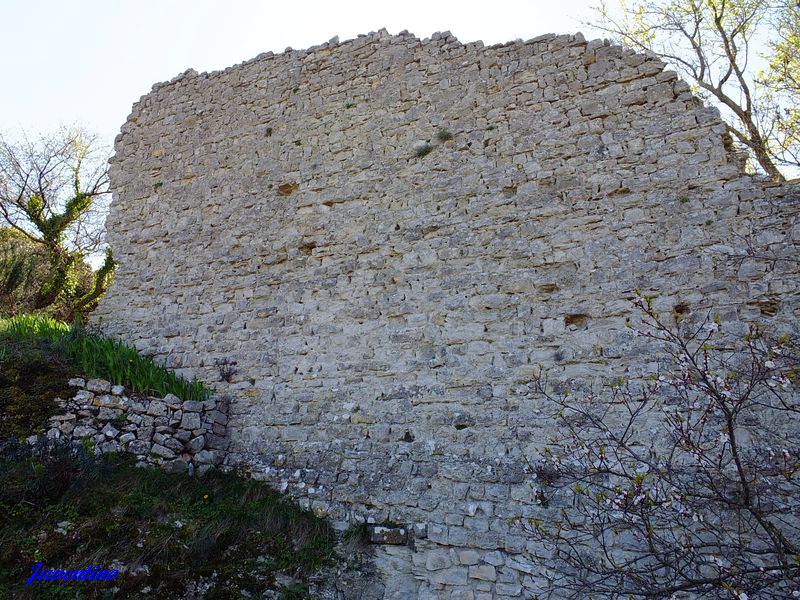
[215,358,238,383]
[413,141,433,158]
[435,128,454,142]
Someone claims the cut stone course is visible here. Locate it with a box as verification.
[92,29,799,599]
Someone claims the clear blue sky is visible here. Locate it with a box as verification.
[0,0,601,149]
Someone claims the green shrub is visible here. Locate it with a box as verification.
[0,228,94,320]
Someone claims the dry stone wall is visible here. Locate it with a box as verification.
[42,378,229,474]
[94,29,800,598]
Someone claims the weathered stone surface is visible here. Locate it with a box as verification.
[151,443,176,459]
[208,410,228,425]
[146,400,168,417]
[182,401,203,413]
[52,381,228,475]
[94,394,126,409]
[495,582,523,595]
[49,414,76,423]
[186,435,205,453]
[205,433,228,449]
[162,459,188,474]
[162,393,181,408]
[101,424,119,439]
[174,429,192,443]
[169,410,182,427]
[127,440,151,455]
[429,566,468,585]
[90,29,799,599]
[468,565,496,581]
[136,427,154,441]
[179,412,202,430]
[72,425,96,438]
[164,437,184,452]
[194,450,223,464]
[425,549,452,571]
[73,390,94,403]
[99,441,121,453]
[86,379,111,393]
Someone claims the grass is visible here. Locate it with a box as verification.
[0,323,78,438]
[0,440,336,599]
[0,313,338,598]
[0,315,210,402]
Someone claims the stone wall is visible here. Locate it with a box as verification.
[94,29,800,598]
[43,378,229,475]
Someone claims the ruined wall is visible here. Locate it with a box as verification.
[95,29,800,598]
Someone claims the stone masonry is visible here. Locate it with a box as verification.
[42,378,229,475]
[94,30,800,598]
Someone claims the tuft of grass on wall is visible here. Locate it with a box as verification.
[435,129,453,142]
[0,315,211,402]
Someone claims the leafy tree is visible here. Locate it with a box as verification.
[0,128,114,317]
[758,1,800,169]
[0,228,95,319]
[592,0,799,182]
[520,299,800,598]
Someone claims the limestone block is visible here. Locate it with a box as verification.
[101,424,119,439]
[495,582,523,595]
[128,440,151,455]
[151,444,176,459]
[164,437,185,452]
[182,400,204,413]
[425,548,452,571]
[429,566,468,585]
[468,564,496,581]
[147,400,168,417]
[72,425,96,438]
[180,412,202,430]
[86,379,111,393]
[162,393,181,408]
[458,550,480,565]
[186,435,205,453]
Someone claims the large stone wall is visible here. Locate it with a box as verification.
[95,30,800,598]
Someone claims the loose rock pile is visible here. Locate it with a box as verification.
[42,378,229,475]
